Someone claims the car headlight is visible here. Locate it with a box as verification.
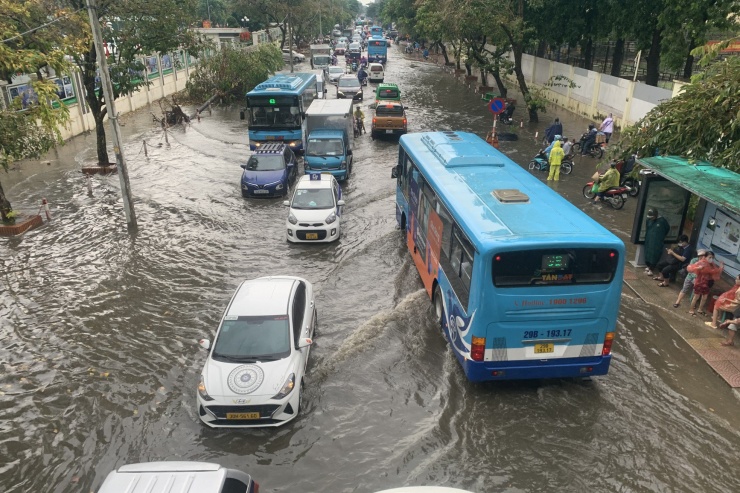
[325,211,337,224]
[338,91,345,96]
[276,183,284,190]
[198,375,214,401]
[288,213,298,225]
[272,373,295,399]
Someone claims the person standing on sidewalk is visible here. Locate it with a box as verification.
[547,140,565,181]
[673,250,704,308]
[643,208,670,276]
[687,251,724,316]
[599,113,614,143]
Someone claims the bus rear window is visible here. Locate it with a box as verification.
[492,248,618,287]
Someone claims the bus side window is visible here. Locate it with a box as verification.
[436,201,453,259]
[450,239,462,275]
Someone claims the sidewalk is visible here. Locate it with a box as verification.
[623,267,740,388]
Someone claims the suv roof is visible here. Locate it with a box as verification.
[255,143,288,154]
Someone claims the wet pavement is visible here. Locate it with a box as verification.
[2,41,740,493]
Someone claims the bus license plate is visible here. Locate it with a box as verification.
[226,412,259,419]
[534,343,554,354]
[305,233,319,240]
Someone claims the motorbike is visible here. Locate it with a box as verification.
[358,75,368,86]
[614,156,640,197]
[350,60,358,72]
[528,150,573,175]
[582,180,631,209]
[354,115,364,137]
[573,131,605,159]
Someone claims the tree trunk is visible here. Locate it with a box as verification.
[502,23,537,122]
[583,38,594,70]
[81,44,111,165]
[610,38,625,77]
[645,27,662,87]
[0,180,12,222]
[536,40,547,58]
[682,39,695,79]
[465,63,472,76]
[440,43,450,65]
[492,70,507,98]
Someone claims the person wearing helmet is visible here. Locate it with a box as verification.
[547,140,565,181]
[593,161,620,203]
[542,134,562,158]
[581,124,598,155]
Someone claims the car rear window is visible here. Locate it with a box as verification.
[370,66,383,72]
[375,105,404,116]
[377,88,399,99]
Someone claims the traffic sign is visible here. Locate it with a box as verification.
[488,97,506,115]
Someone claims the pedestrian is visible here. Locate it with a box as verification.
[642,208,670,276]
[545,118,563,144]
[687,251,724,316]
[599,113,614,143]
[718,315,739,346]
[654,234,693,286]
[593,161,620,203]
[705,274,740,329]
[673,251,703,308]
[547,140,565,181]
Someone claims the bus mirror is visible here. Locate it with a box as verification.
[391,165,399,179]
[239,110,245,120]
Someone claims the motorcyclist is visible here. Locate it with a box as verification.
[543,135,563,158]
[593,161,621,203]
[331,54,337,66]
[357,66,368,85]
[360,55,367,67]
[354,106,365,134]
[581,124,598,155]
[500,102,515,122]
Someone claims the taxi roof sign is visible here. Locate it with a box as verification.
[309,173,322,181]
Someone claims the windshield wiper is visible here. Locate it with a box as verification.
[212,353,243,362]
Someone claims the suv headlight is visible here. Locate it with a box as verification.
[325,211,337,224]
[272,373,295,399]
[288,213,298,225]
[198,375,214,401]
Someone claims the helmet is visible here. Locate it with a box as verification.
[554,135,563,141]
[588,123,595,130]
[610,161,617,168]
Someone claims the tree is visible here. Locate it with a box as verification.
[185,44,284,101]
[611,51,740,172]
[0,0,73,221]
[63,0,201,166]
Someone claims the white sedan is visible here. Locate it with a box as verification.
[285,173,344,243]
[197,276,316,428]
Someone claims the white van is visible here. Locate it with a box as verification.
[97,462,258,493]
[368,62,384,83]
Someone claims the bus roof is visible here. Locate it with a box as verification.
[247,73,316,97]
[400,131,623,252]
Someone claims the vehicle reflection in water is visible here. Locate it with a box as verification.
[1,47,740,493]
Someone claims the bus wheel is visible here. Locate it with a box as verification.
[583,184,596,199]
[433,284,444,328]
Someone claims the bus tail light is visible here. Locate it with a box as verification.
[471,336,485,361]
[602,332,615,356]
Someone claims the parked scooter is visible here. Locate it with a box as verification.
[528,150,573,175]
[582,180,631,209]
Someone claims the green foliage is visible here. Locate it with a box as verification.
[611,56,740,172]
[185,44,283,102]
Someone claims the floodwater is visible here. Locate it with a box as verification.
[1,45,740,493]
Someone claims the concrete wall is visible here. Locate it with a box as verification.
[498,52,673,129]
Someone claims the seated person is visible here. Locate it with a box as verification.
[581,124,597,154]
[706,274,740,329]
[654,235,693,286]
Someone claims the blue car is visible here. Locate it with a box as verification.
[240,143,297,198]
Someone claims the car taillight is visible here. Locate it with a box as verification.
[471,336,485,361]
[372,117,376,124]
[602,332,615,356]
[403,118,407,125]
[253,481,259,493]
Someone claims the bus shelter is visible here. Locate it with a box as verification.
[631,156,740,279]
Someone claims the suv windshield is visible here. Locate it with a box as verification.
[338,78,359,88]
[291,188,335,209]
[245,155,285,171]
[213,316,290,361]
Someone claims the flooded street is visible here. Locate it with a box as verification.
[2,46,740,493]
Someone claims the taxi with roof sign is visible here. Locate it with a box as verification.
[284,173,344,243]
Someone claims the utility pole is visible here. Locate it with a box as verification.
[85,0,138,231]
[289,13,294,73]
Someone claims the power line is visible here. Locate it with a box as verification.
[1,8,84,45]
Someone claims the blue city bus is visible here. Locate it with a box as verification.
[246,73,318,152]
[391,131,625,382]
[367,38,388,64]
[370,26,383,38]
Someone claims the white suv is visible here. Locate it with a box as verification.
[197,276,316,427]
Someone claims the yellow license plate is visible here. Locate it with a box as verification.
[226,412,259,420]
[534,343,554,354]
[305,233,318,240]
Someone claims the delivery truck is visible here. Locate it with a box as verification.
[303,99,355,180]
